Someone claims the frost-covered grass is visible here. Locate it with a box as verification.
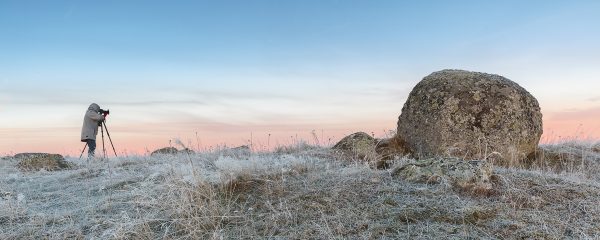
[1,141,600,239]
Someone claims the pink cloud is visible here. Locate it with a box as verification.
[588,96,600,102]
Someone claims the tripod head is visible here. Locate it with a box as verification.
[97,109,109,126]
[99,109,110,117]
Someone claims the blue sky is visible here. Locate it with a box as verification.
[1,1,599,154]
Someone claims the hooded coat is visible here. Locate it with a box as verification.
[81,103,105,142]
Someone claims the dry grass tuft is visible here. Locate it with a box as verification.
[165,180,240,238]
[455,173,505,198]
[526,141,600,177]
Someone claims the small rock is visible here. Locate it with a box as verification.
[15,153,71,172]
[230,145,251,155]
[180,147,194,154]
[231,145,251,152]
[14,153,49,159]
[151,147,195,156]
[333,132,378,162]
[392,158,493,191]
[150,147,179,156]
[592,143,600,153]
[0,192,11,200]
[219,145,252,159]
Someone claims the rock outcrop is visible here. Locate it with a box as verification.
[397,69,543,164]
[151,147,178,155]
[392,158,493,191]
[150,147,193,156]
[333,133,416,169]
[15,153,72,171]
[230,145,251,156]
[333,132,377,158]
[219,145,252,159]
[231,145,251,152]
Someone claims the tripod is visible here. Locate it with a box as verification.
[79,121,118,160]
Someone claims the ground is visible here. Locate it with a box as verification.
[1,142,600,239]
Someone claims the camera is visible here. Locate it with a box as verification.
[99,109,110,115]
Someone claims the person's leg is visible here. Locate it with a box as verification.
[87,139,96,158]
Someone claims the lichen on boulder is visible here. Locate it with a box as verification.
[392,158,493,191]
[397,69,543,165]
[15,153,72,172]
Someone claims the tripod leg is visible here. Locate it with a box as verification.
[79,142,88,160]
[103,121,118,157]
[101,124,107,160]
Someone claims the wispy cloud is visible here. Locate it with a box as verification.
[547,106,600,121]
[189,89,303,101]
[588,96,600,102]
[103,100,207,106]
[0,87,302,106]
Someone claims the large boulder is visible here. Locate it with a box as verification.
[15,153,72,171]
[397,69,543,164]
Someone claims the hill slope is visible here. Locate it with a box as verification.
[2,143,600,239]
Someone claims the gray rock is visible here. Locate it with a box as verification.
[15,153,72,171]
[593,143,600,153]
[14,153,50,159]
[220,145,252,159]
[150,147,179,156]
[392,158,493,190]
[151,147,195,156]
[334,133,414,169]
[0,191,11,200]
[231,145,251,155]
[180,148,194,154]
[397,69,543,164]
[333,132,377,158]
[231,145,250,152]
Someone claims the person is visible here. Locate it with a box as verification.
[81,103,105,159]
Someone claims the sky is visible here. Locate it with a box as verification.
[1,0,599,155]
